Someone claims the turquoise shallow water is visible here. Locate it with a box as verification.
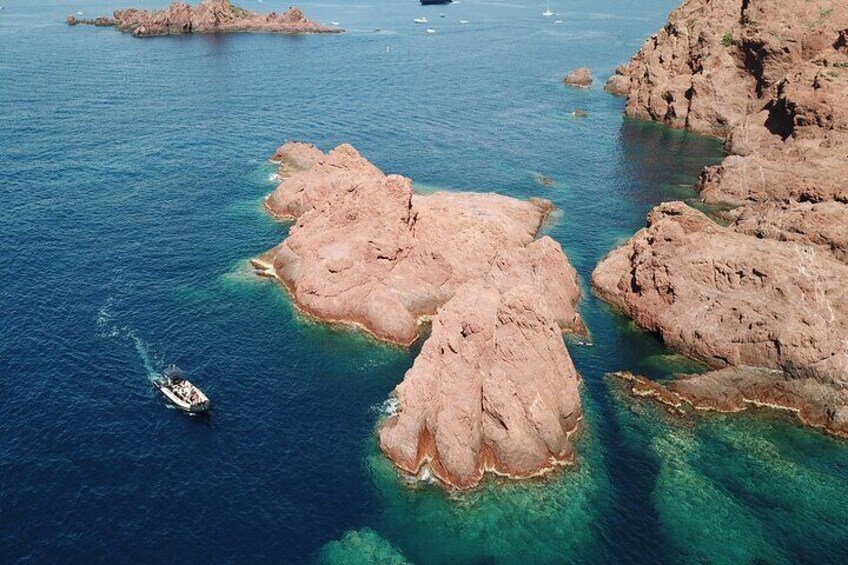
[1,0,847,563]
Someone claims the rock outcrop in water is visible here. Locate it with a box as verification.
[563,67,593,88]
[610,368,848,437]
[256,142,585,489]
[379,284,582,489]
[67,0,339,37]
[594,203,848,437]
[595,0,848,436]
[258,142,584,346]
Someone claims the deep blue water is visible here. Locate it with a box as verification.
[2,1,847,563]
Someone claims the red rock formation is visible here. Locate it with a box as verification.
[563,67,593,88]
[593,202,848,432]
[67,0,340,37]
[256,143,585,489]
[597,0,848,436]
[608,371,684,413]
[258,144,583,346]
[379,284,582,489]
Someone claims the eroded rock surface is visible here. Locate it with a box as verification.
[67,0,339,37]
[256,143,585,489]
[598,0,848,436]
[379,284,582,489]
[594,203,848,433]
[604,64,631,96]
[610,368,848,438]
[258,143,583,346]
[616,0,848,210]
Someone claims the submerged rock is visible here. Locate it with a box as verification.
[563,67,593,88]
[318,528,409,565]
[67,0,341,37]
[257,143,585,489]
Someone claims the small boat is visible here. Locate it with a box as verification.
[154,365,210,414]
[420,0,452,5]
[426,28,436,33]
[554,19,563,24]
[76,10,84,15]
[439,13,446,18]
[414,17,428,24]
[330,21,340,26]
[459,19,469,24]
[543,0,553,17]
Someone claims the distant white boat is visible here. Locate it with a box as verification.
[426,28,436,33]
[414,17,428,24]
[76,10,84,15]
[459,19,469,24]
[543,0,553,17]
[330,21,340,26]
[554,19,563,24]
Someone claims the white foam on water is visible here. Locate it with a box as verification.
[372,396,399,417]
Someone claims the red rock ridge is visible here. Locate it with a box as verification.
[67,0,340,37]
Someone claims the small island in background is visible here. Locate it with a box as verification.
[66,0,341,37]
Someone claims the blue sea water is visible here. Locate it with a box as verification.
[1,0,847,563]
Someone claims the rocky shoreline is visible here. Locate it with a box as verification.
[67,0,340,38]
[257,142,585,489]
[595,0,848,436]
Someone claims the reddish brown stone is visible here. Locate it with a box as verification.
[68,0,340,37]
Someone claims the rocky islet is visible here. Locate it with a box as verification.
[67,0,340,37]
[255,142,585,489]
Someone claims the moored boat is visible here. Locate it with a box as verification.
[154,365,210,413]
[420,0,452,5]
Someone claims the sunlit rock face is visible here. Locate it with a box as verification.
[597,0,848,436]
[258,143,585,489]
[594,203,848,436]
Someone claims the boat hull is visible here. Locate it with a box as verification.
[155,382,211,413]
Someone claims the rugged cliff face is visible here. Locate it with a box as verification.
[597,0,848,437]
[616,0,848,206]
[258,143,585,489]
[594,204,848,437]
[67,0,340,37]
